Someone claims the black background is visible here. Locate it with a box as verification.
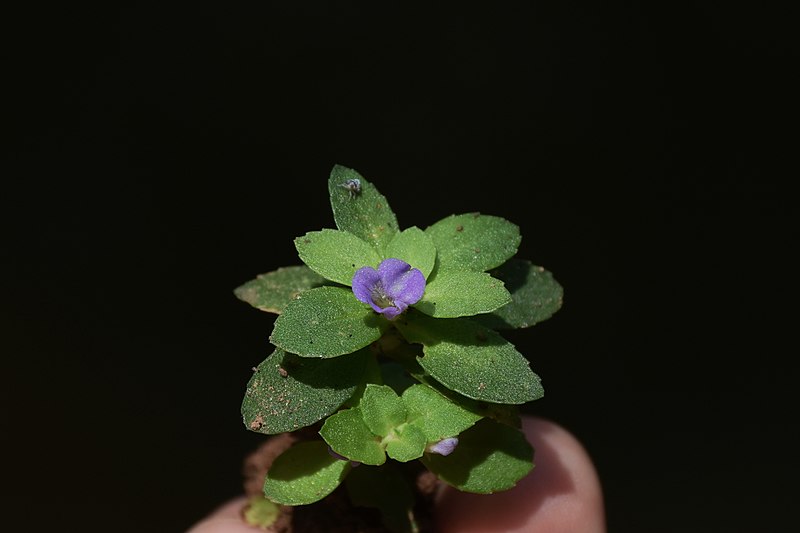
[5,4,797,532]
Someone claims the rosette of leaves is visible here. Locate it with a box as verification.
[235,165,563,531]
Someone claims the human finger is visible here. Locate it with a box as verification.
[185,497,256,533]
[434,416,606,533]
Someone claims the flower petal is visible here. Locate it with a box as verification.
[389,268,426,306]
[377,257,412,280]
[428,437,459,456]
[378,258,426,306]
[380,306,404,320]
[352,266,381,305]
[352,258,427,320]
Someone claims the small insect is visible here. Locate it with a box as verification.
[339,178,362,199]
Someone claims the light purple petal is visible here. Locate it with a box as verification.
[378,259,426,306]
[327,445,349,461]
[387,268,426,306]
[380,305,404,320]
[352,266,381,305]
[327,445,361,467]
[428,437,459,456]
[377,258,412,280]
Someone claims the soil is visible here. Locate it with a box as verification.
[241,426,438,532]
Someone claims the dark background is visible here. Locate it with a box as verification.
[5,3,797,532]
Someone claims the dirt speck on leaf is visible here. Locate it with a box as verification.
[250,415,265,430]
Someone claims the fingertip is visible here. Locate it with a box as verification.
[185,496,258,533]
[434,416,606,533]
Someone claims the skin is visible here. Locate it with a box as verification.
[187,416,606,533]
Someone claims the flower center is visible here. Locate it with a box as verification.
[370,284,395,309]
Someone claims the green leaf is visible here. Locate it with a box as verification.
[263,440,351,505]
[328,165,399,255]
[233,265,327,314]
[343,353,382,408]
[376,337,521,427]
[379,361,417,395]
[401,384,483,441]
[242,347,370,435]
[395,311,544,404]
[421,419,533,494]
[405,371,522,429]
[359,384,407,438]
[425,213,521,273]
[475,259,564,329]
[345,463,415,533]
[415,271,511,318]
[320,407,386,466]
[295,229,381,286]
[384,226,436,278]
[385,423,427,462]
[242,495,281,529]
[270,286,387,358]
[476,402,522,429]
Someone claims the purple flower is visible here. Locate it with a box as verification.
[427,437,459,456]
[327,445,360,467]
[352,258,426,320]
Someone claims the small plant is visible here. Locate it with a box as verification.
[234,165,563,531]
